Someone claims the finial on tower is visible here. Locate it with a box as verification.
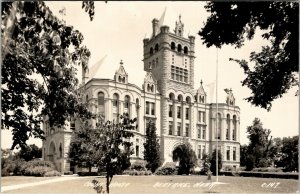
[179,14,181,21]
[120,59,123,65]
[200,80,203,85]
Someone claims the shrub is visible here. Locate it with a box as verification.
[127,170,152,176]
[64,171,73,175]
[239,171,298,179]
[13,159,27,175]
[24,166,53,176]
[1,158,15,176]
[44,170,62,177]
[252,167,283,172]
[77,172,98,176]
[155,163,177,175]
[130,160,147,171]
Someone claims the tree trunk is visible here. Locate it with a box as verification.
[106,175,110,194]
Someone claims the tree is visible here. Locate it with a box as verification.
[245,118,273,170]
[172,142,197,175]
[15,144,42,161]
[239,144,248,167]
[69,113,135,194]
[210,149,222,175]
[279,136,298,172]
[69,121,98,173]
[143,121,161,173]
[199,2,299,111]
[1,1,91,149]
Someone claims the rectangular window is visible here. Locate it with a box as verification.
[146,102,150,115]
[197,125,201,139]
[151,103,155,115]
[185,108,189,120]
[169,105,173,117]
[198,146,201,159]
[202,112,206,123]
[226,146,230,160]
[202,127,206,140]
[169,122,173,135]
[177,123,181,136]
[136,145,139,157]
[177,106,181,119]
[202,146,206,159]
[233,147,236,161]
[198,111,201,122]
[185,124,189,137]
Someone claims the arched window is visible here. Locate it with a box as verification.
[86,95,89,103]
[124,95,130,109]
[171,42,175,50]
[194,95,198,102]
[233,115,237,140]
[147,84,150,92]
[122,77,125,83]
[186,96,191,104]
[150,47,153,55]
[118,76,121,82]
[178,94,183,102]
[98,92,104,106]
[113,93,119,122]
[98,92,105,119]
[184,46,188,54]
[113,93,119,107]
[59,143,62,158]
[226,114,230,140]
[177,44,182,53]
[169,93,175,101]
[217,113,222,140]
[155,44,159,52]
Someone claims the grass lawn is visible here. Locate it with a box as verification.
[2,175,298,193]
[1,176,59,186]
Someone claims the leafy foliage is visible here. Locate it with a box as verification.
[276,136,298,172]
[172,142,197,175]
[15,144,42,161]
[209,149,222,175]
[245,118,273,170]
[69,113,135,193]
[1,1,91,149]
[82,1,95,21]
[199,2,299,110]
[155,163,177,175]
[143,121,161,173]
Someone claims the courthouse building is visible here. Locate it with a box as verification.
[42,13,241,173]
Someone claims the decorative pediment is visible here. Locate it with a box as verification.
[143,71,158,93]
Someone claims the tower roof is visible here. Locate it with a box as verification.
[115,60,127,76]
[197,80,206,95]
[157,7,177,34]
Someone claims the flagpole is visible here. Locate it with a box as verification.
[216,47,219,182]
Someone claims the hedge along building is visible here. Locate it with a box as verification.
[42,12,241,173]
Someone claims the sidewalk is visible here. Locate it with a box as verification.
[1,175,87,192]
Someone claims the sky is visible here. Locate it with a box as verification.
[1,1,299,150]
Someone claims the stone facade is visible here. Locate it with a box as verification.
[42,15,240,173]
